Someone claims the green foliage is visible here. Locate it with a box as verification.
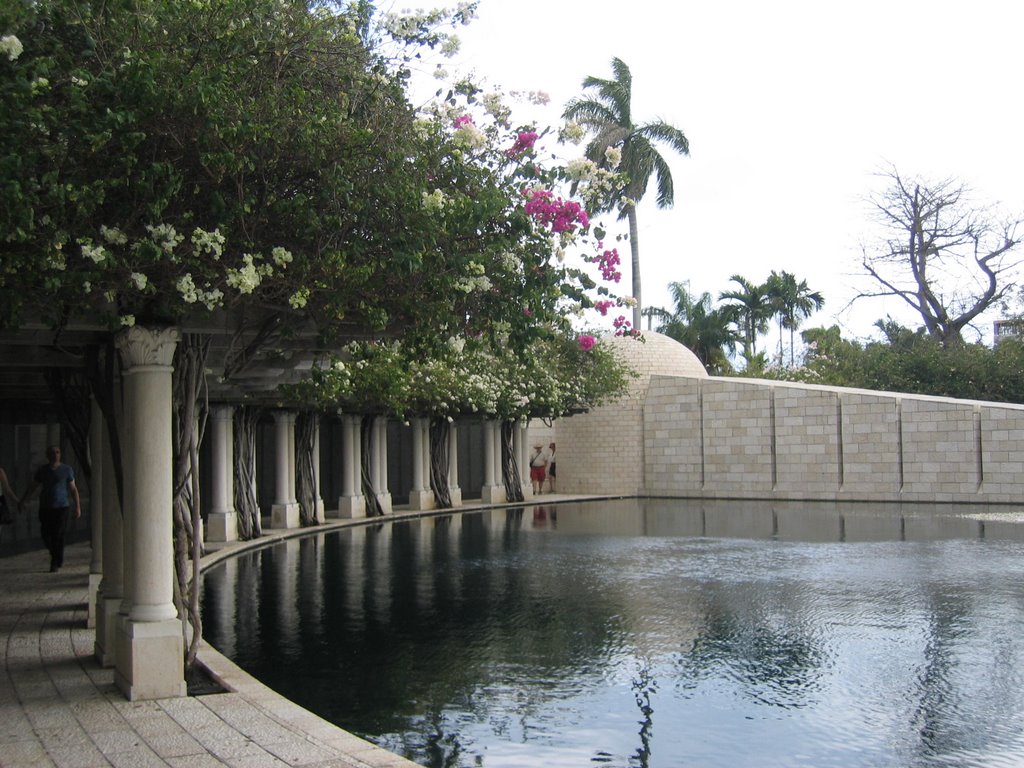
[1,0,638,417]
[282,335,635,421]
[751,323,1024,405]
[657,282,737,375]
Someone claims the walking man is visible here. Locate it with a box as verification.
[22,446,81,572]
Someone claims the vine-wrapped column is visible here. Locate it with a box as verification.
[408,417,435,510]
[94,386,124,667]
[373,416,393,514]
[87,398,104,629]
[447,421,463,507]
[336,414,365,518]
[312,418,325,523]
[481,419,504,503]
[113,325,185,700]
[271,410,300,528]
[207,405,238,541]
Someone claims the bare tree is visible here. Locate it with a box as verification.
[858,167,1024,344]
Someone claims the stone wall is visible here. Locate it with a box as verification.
[556,333,1024,505]
[620,376,1024,504]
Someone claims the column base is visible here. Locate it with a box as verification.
[407,489,436,511]
[315,497,326,524]
[448,487,463,507]
[114,617,185,701]
[376,492,393,515]
[94,594,123,668]
[87,572,102,629]
[206,510,239,542]
[481,484,505,504]
[331,495,366,519]
[271,502,300,529]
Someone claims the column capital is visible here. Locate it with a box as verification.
[115,326,180,369]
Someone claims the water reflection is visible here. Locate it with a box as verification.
[201,499,1024,768]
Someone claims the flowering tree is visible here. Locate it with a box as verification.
[0,0,639,664]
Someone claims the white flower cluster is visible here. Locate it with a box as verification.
[81,243,109,264]
[453,121,486,150]
[100,225,128,245]
[422,188,449,212]
[225,253,271,295]
[454,275,492,294]
[604,146,622,170]
[565,157,620,211]
[559,122,585,144]
[0,34,23,61]
[176,273,224,309]
[481,92,511,127]
[146,223,183,254]
[271,246,292,267]
[191,227,225,259]
[566,158,598,181]
[289,287,310,309]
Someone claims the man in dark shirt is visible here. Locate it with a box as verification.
[22,446,81,572]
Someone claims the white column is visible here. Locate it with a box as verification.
[516,422,533,499]
[481,419,504,503]
[271,411,300,528]
[408,417,435,510]
[374,416,392,514]
[87,398,104,629]
[447,421,463,507]
[206,405,238,542]
[95,377,123,667]
[335,414,365,518]
[113,325,185,700]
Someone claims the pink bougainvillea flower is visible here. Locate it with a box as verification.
[453,114,475,129]
[505,130,539,158]
[578,334,596,351]
[523,189,589,235]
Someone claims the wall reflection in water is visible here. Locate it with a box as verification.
[201,499,1024,768]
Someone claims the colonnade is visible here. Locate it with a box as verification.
[86,325,539,700]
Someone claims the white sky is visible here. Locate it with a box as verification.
[412,0,1024,344]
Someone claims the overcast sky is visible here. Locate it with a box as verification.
[412,0,1024,343]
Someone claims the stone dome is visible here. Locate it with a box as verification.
[602,331,708,394]
[604,331,709,379]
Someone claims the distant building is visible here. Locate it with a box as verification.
[993,319,1024,345]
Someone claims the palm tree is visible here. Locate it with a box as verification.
[718,275,773,369]
[563,57,690,331]
[766,271,825,366]
[658,281,737,375]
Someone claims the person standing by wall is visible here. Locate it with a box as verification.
[529,443,548,495]
[546,442,557,494]
[21,446,81,572]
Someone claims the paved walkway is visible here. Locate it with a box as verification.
[1,496,586,768]
[0,526,434,767]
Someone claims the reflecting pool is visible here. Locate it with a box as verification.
[201,499,1024,768]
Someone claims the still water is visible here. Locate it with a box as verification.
[201,499,1024,768]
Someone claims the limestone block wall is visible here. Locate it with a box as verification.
[563,372,1024,505]
[701,380,773,496]
[981,407,1024,502]
[773,385,840,497]
[837,391,901,498]
[555,333,1024,505]
[899,398,979,501]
